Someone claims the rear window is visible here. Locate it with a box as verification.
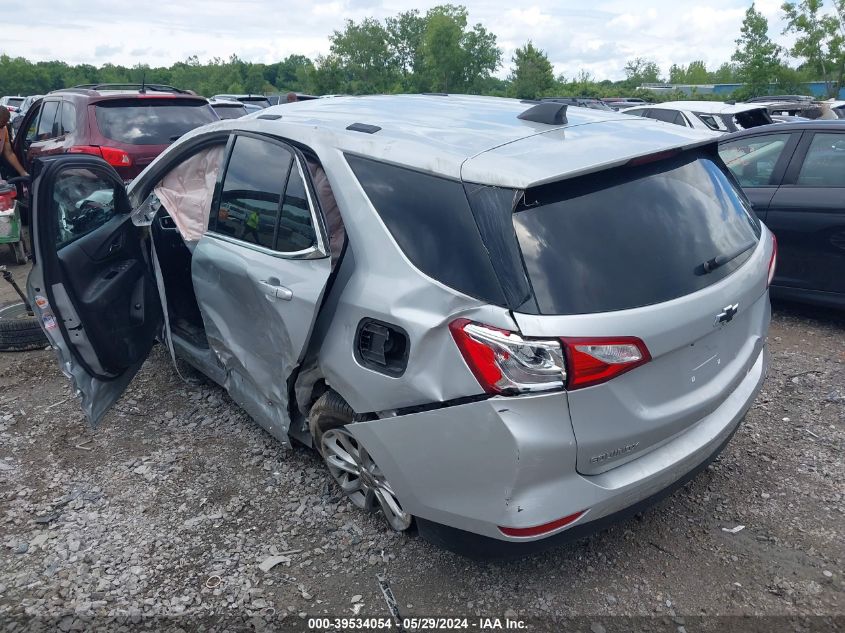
[732,109,772,130]
[212,105,248,120]
[94,99,218,145]
[514,152,761,315]
[7,97,23,107]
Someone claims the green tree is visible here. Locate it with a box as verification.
[386,10,426,90]
[623,57,662,87]
[244,65,266,94]
[781,0,845,96]
[731,4,783,97]
[419,5,501,93]
[508,41,555,99]
[713,61,740,83]
[328,18,399,93]
[685,60,712,84]
[668,63,687,83]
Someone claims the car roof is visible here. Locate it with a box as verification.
[643,101,767,114]
[719,119,845,140]
[175,94,716,189]
[49,85,207,103]
[214,94,271,101]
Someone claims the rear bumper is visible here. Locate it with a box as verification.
[349,341,768,548]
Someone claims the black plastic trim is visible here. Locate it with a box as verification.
[517,102,568,125]
[354,318,410,377]
[346,122,381,134]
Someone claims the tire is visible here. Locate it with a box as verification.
[0,302,49,352]
[310,390,413,532]
[308,389,355,454]
[11,241,26,265]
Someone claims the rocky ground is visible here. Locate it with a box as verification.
[0,246,842,633]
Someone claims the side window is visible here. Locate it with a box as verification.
[648,109,679,124]
[718,133,791,187]
[52,168,118,248]
[60,102,77,135]
[276,161,317,252]
[796,133,845,187]
[625,108,647,117]
[672,111,689,127]
[346,154,506,306]
[213,135,292,249]
[36,101,60,141]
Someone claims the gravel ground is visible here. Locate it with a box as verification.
[0,294,843,632]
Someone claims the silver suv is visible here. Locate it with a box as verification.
[27,95,775,557]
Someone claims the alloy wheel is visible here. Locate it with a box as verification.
[321,427,412,531]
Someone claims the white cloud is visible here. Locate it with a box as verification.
[0,0,799,82]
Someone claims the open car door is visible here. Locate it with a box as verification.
[27,155,162,425]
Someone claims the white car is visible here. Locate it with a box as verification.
[623,101,773,135]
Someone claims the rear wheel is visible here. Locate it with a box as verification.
[310,391,412,532]
[0,302,48,352]
[7,242,26,265]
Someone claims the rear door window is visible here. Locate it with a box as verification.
[36,100,60,140]
[796,133,845,187]
[60,102,77,135]
[94,98,218,145]
[213,135,293,249]
[719,133,792,186]
[513,152,761,314]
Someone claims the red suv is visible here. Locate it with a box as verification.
[13,84,218,182]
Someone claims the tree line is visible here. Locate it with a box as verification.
[0,2,842,101]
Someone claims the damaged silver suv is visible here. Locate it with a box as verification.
[27,95,775,557]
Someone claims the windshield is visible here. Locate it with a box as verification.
[513,151,761,314]
[94,99,218,145]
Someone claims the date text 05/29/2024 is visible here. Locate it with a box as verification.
[307,617,528,630]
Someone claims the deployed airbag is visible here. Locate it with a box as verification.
[153,145,225,242]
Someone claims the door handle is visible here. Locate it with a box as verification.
[259,279,293,301]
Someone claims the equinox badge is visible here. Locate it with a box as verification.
[715,303,739,326]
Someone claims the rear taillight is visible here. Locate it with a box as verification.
[68,145,132,168]
[450,320,651,393]
[449,319,566,394]
[560,337,651,390]
[767,234,777,288]
[0,188,16,212]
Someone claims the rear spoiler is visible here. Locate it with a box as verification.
[523,137,719,191]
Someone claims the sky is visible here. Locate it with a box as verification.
[3,0,799,81]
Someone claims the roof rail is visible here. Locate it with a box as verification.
[71,83,190,94]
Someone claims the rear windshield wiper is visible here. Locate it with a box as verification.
[697,240,756,275]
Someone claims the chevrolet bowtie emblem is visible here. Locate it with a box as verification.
[716,303,739,325]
